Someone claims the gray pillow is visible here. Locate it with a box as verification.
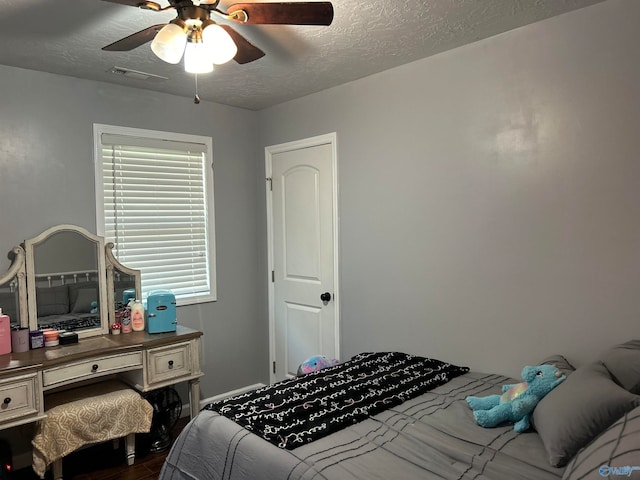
[532,361,640,468]
[539,354,575,378]
[71,288,97,313]
[562,406,640,480]
[68,281,98,305]
[36,285,70,317]
[599,340,640,394]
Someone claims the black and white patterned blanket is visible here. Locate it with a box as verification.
[205,352,469,449]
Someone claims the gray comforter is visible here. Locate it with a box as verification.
[160,372,564,480]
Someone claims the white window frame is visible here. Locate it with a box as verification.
[93,123,217,306]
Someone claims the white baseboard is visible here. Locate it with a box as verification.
[200,383,266,408]
[179,383,267,418]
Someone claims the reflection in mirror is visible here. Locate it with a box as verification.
[33,231,99,331]
[0,247,28,327]
[105,242,141,328]
[113,270,136,308]
[25,225,108,337]
[0,278,21,326]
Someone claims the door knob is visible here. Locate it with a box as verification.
[320,292,332,304]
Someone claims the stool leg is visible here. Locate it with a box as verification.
[112,438,119,450]
[52,459,63,480]
[125,433,136,466]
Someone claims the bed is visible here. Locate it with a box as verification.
[160,344,640,480]
[34,279,102,331]
[33,274,134,331]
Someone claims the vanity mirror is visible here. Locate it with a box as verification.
[14,225,143,339]
[25,225,109,338]
[0,246,28,327]
[105,241,141,328]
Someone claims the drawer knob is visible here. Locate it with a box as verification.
[3,397,11,405]
[168,360,174,369]
[92,364,99,372]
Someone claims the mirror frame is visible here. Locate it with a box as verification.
[105,241,142,328]
[0,246,29,328]
[25,224,109,338]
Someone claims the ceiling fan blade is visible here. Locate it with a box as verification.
[220,25,266,64]
[226,2,333,25]
[102,24,166,51]
[100,0,162,10]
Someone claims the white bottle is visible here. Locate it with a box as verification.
[131,300,145,332]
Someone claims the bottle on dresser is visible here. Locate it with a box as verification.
[121,299,133,334]
[131,300,145,332]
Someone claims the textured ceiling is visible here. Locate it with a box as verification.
[0,0,605,110]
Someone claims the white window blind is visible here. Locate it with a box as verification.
[95,125,216,305]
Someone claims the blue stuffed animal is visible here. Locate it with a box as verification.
[466,364,566,432]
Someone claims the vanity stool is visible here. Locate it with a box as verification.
[32,380,153,479]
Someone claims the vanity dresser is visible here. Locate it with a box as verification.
[0,224,203,455]
[0,326,203,430]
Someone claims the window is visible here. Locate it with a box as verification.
[94,124,216,305]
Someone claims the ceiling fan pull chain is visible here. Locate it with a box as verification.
[194,73,201,104]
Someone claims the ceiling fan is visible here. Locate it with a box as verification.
[100,0,334,72]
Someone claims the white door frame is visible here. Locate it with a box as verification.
[265,132,340,384]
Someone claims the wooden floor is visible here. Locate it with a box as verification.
[12,417,189,480]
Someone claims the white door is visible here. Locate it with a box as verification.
[266,133,339,382]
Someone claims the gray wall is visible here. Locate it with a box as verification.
[0,66,269,397]
[257,0,640,378]
[0,0,637,393]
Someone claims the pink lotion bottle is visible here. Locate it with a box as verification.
[121,300,133,334]
[0,309,12,355]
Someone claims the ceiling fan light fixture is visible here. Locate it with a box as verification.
[151,20,188,64]
[102,0,335,76]
[201,23,238,65]
[184,40,214,74]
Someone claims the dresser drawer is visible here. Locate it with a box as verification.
[0,373,40,425]
[43,352,143,388]
[147,343,192,385]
